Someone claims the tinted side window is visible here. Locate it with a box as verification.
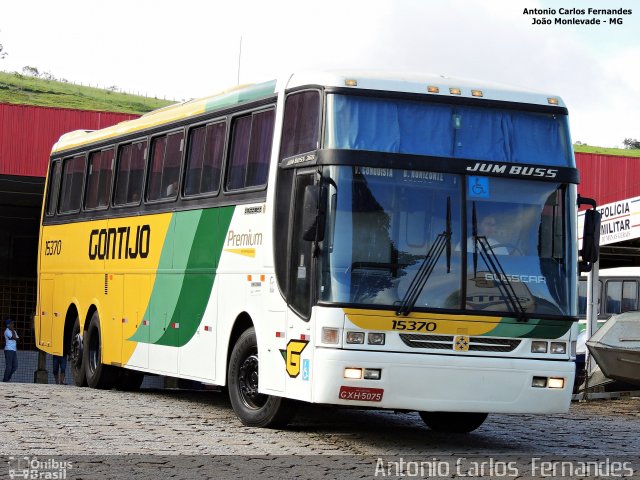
[148,131,184,201]
[227,109,275,191]
[59,154,86,213]
[114,140,147,205]
[184,122,226,196]
[45,161,62,217]
[606,280,622,314]
[622,281,638,312]
[85,148,114,210]
[280,91,321,159]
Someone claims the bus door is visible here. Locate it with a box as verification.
[284,172,315,396]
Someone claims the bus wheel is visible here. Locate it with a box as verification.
[419,412,488,433]
[114,369,144,391]
[83,312,115,389]
[69,316,87,387]
[228,327,295,428]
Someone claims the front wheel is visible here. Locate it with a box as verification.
[69,316,87,387]
[419,411,488,433]
[228,327,295,428]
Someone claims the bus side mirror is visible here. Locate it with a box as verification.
[580,208,601,273]
[302,185,326,242]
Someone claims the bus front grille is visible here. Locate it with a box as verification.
[399,334,521,352]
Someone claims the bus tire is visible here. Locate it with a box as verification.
[69,316,87,387]
[83,312,115,389]
[114,369,144,391]
[228,327,296,428]
[419,411,488,433]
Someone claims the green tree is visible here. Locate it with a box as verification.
[0,42,6,59]
[623,138,640,149]
[22,66,40,78]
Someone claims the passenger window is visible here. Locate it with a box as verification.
[59,154,86,213]
[622,281,638,312]
[114,140,147,205]
[184,122,226,196]
[45,161,62,216]
[280,91,320,159]
[606,281,622,314]
[227,109,275,191]
[85,148,114,210]
[147,131,184,201]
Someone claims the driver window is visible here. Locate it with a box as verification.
[288,173,315,319]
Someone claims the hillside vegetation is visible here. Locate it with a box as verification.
[574,144,640,158]
[0,70,174,114]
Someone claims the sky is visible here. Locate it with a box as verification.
[1,0,638,148]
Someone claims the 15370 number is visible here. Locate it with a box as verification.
[391,320,437,331]
[45,240,62,256]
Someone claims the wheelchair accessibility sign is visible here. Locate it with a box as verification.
[468,176,489,198]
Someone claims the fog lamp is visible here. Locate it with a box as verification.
[532,376,547,388]
[548,377,565,389]
[344,368,362,379]
[364,369,382,380]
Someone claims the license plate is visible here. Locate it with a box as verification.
[338,386,384,402]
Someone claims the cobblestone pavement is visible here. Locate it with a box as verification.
[2,383,640,478]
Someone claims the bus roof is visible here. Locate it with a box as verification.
[51,70,566,155]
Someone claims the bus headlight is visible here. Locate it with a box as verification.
[367,333,385,345]
[346,331,365,344]
[550,342,567,354]
[531,341,548,353]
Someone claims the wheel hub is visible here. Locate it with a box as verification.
[238,354,267,408]
[70,333,83,364]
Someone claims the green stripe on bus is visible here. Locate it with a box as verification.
[204,80,277,112]
[129,206,235,347]
[486,318,572,339]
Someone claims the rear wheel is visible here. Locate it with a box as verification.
[419,411,488,433]
[69,316,87,387]
[83,312,115,389]
[228,327,295,428]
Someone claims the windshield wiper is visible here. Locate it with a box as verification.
[472,202,527,322]
[396,197,451,316]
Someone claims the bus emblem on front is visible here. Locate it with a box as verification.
[454,336,470,352]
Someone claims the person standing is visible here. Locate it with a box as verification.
[52,355,67,384]
[3,318,19,382]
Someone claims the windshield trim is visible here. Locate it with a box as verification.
[315,149,579,184]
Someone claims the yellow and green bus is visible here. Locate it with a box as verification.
[36,71,598,431]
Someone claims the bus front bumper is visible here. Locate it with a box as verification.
[311,348,575,414]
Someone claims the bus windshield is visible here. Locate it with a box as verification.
[325,94,573,167]
[318,166,575,317]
